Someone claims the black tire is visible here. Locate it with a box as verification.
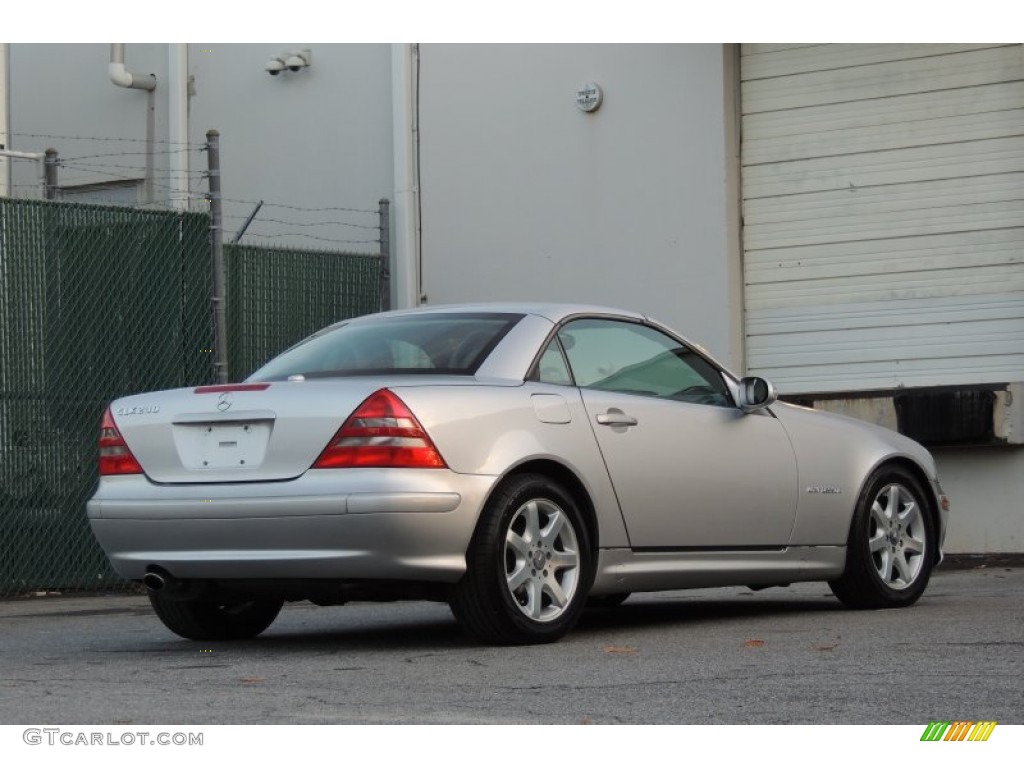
[450,473,593,645]
[149,593,283,641]
[587,593,631,609]
[829,465,936,610]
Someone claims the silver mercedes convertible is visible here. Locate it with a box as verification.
[88,303,949,645]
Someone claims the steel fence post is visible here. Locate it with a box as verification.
[379,198,391,311]
[206,130,229,384]
[43,148,58,200]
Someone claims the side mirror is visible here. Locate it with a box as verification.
[736,376,777,413]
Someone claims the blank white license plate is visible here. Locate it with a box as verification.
[176,421,272,470]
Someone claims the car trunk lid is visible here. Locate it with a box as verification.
[109,380,424,483]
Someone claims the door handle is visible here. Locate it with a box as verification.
[596,411,638,427]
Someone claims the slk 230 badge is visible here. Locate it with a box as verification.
[116,405,160,416]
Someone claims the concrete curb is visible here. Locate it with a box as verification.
[938,553,1024,570]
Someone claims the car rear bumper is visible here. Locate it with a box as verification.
[87,468,496,582]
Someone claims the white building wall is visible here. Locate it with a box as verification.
[8,44,171,198]
[935,449,1023,553]
[187,44,394,249]
[6,44,395,250]
[418,44,741,367]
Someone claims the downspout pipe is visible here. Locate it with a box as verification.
[109,43,156,91]
[167,44,190,210]
[0,43,10,196]
[391,43,420,309]
[109,43,156,204]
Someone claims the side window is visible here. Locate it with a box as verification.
[557,318,732,406]
[535,338,573,385]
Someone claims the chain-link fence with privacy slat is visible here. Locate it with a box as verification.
[0,199,213,594]
[1,198,385,596]
[225,244,384,380]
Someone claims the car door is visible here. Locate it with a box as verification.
[548,317,799,549]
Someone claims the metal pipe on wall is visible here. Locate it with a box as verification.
[168,44,190,211]
[109,44,157,204]
[391,43,421,309]
[0,44,10,196]
[109,43,156,91]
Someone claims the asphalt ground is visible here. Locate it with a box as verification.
[1,566,1021,725]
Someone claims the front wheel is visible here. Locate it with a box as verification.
[450,474,593,645]
[149,593,283,640]
[829,466,936,609]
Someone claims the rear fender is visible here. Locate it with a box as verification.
[396,383,630,548]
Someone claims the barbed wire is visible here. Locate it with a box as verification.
[61,161,207,177]
[220,213,380,231]
[8,131,195,147]
[7,133,384,222]
[52,165,379,217]
[61,148,201,163]
[243,231,380,246]
[56,171,378,223]
[10,144,381,216]
[57,171,209,197]
[52,168,211,203]
[132,199,194,211]
[57,174,194,185]
[223,197,379,215]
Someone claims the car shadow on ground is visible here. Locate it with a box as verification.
[577,593,843,635]
[140,592,846,654]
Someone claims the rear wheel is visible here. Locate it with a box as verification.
[829,466,935,609]
[149,593,283,640]
[451,474,592,645]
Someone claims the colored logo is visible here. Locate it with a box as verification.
[921,721,997,741]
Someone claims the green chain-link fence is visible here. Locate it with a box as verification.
[225,244,384,379]
[1,198,384,596]
[0,198,213,594]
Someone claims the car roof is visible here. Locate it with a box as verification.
[354,302,646,325]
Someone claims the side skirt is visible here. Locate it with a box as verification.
[590,545,846,595]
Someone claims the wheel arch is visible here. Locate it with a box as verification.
[498,458,601,553]
[451,457,600,643]
[860,455,942,565]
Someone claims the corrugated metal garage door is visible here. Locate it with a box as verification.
[741,44,1024,394]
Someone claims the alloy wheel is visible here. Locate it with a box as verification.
[868,483,927,590]
[504,498,581,622]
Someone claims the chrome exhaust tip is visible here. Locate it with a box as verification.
[142,571,166,591]
[142,569,208,601]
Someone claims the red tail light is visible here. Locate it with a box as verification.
[313,389,447,469]
[99,407,143,475]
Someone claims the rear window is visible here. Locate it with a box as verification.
[248,313,524,381]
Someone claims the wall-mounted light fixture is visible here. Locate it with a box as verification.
[265,49,312,76]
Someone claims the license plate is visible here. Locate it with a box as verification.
[175,421,272,470]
